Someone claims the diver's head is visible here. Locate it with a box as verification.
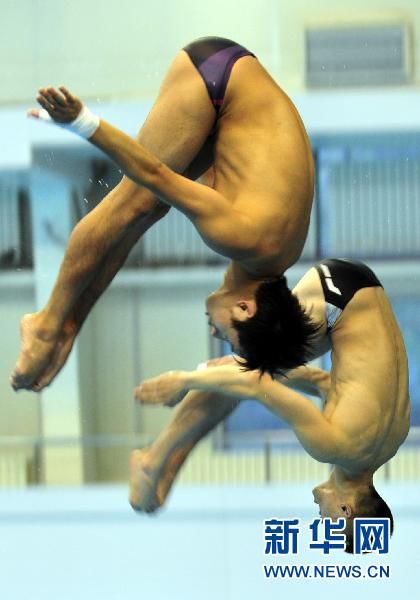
[205,290,255,354]
[230,276,320,376]
[312,479,394,553]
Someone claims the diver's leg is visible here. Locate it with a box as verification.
[28,137,215,391]
[11,49,216,390]
[129,390,239,512]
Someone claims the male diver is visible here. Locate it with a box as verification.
[132,259,410,552]
[11,36,314,391]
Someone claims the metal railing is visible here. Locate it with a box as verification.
[1,428,419,488]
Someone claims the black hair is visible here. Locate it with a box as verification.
[232,276,321,377]
[344,486,394,554]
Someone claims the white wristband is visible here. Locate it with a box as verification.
[37,105,100,139]
[196,362,208,371]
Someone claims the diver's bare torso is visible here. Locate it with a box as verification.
[296,269,410,475]
[196,55,314,275]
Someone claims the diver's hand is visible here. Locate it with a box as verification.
[28,86,99,139]
[134,371,189,407]
[28,86,83,123]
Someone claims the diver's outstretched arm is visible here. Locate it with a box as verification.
[135,365,348,464]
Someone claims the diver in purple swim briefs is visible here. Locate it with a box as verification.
[12,36,314,390]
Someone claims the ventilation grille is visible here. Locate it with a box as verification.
[306,23,411,87]
[318,146,420,258]
[0,176,33,270]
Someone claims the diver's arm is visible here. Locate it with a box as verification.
[281,366,331,402]
[135,365,347,462]
[29,87,257,250]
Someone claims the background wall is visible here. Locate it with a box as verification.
[0,280,38,436]
[1,0,420,106]
[1,4,420,596]
[77,279,216,481]
[0,5,420,600]
[1,1,420,484]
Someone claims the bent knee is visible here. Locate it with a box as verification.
[116,176,170,219]
[130,197,170,223]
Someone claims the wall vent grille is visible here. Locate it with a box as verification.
[305,23,411,87]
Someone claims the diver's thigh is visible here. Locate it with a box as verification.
[136,50,216,173]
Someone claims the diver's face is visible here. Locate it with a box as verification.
[205,293,241,354]
[312,480,349,520]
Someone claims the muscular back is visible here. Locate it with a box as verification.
[294,268,410,474]
[325,287,410,473]
[208,56,314,274]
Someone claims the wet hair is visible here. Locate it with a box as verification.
[344,486,394,553]
[232,276,321,377]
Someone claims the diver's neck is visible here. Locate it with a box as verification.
[293,286,325,334]
[331,466,373,493]
[220,262,263,296]
[291,286,328,360]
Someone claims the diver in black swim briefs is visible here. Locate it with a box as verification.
[132,259,409,553]
[315,258,383,333]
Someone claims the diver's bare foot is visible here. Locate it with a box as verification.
[129,449,163,514]
[31,321,78,392]
[129,446,190,514]
[154,447,189,506]
[10,313,60,391]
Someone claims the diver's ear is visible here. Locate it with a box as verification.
[340,504,353,518]
[231,300,257,321]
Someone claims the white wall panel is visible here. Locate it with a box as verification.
[2,0,420,105]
